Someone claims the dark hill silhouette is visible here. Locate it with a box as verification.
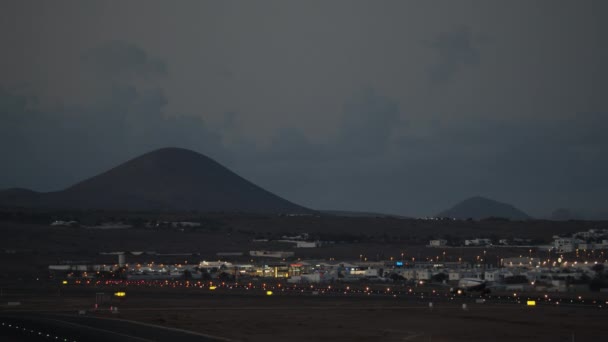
[0,188,42,207]
[0,147,310,213]
[550,208,583,221]
[438,196,530,220]
[321,210,410,219]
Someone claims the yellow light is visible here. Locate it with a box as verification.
[61,280,68,285]
[114,292,126,297]
[209,286,217,290]
[527,300,536,306]
[266,291,273,296]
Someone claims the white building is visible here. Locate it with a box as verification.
[484,270,510,282]
[502,257,540,267]
[465,238,492,246]
[553,238,578,253]
[449,270,483,281]
[416,269,432,280]
[249,250,295,258]
[429,239,448,247]
[296,241,318,248]
[448,271,462,281]
[401,269,417,280]
[199,261,233,270]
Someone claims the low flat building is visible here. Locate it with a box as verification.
[429,239,447,247]
[249,250,295,258]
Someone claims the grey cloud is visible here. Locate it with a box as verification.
[221,88,408,212]
[0,42,225,191]
[245,106,608,216]
[1,2,607,218]
[398,113,608,214]
[263,127,327,162]
[81,40,168,79]
[338,88,401,156]
[0,85,226,191]
[426,26,481,83]
[230,87,403,164]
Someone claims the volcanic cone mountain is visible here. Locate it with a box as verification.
[437,196,530,220]
[0,147,310,213]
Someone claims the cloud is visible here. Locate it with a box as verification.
[229,87,403,165]
[0,42,225,191]
[426,26,482,84]
[81,40,167,79]
[0,85,228,191]
[1,2,607,218]
[338,88,402,157]
[394,113,608,213]
[218,88,408,212]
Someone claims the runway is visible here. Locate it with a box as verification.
[0,312,231,342]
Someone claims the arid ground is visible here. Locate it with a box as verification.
[2,287,607,342]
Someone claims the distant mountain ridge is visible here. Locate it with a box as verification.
[321,210,410,219]
[438,196,531,220]
[0,147,310,214]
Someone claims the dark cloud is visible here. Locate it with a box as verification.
[242,87,402,165]
[1,2,607,218]
[238,104,608,216]
[0,85,226,191]
[221,88,408,213]
[338,88,401,156]
[426,26,482,84]
[0,42,224,191]
[391,113,608,215]
[81,40,167,79]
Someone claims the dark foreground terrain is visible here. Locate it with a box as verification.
[1,287,607,342]
[2,215,607,341]
[1,217,600,272]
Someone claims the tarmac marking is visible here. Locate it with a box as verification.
[402,332,425,341]
[26,316,154,342]
[50,313,235,342]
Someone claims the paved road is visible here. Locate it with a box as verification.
[0,313,230,342]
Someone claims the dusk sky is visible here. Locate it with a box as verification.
[1,1,606,217]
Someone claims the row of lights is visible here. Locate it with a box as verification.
[63,278,608,308]
[1,321,77,341]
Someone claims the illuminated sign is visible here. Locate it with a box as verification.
[114,292,126,297]
[209,286,217,290]
[527,300,536,306]
[395,261,404,267]
[61,280,68,285]
[266,291,273,296]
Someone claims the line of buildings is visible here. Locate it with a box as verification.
[49,254,608,293]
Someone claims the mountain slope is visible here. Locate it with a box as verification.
[438,196,530,220]
[0,147,310,213]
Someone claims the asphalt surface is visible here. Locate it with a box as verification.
[0,313,228,342]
